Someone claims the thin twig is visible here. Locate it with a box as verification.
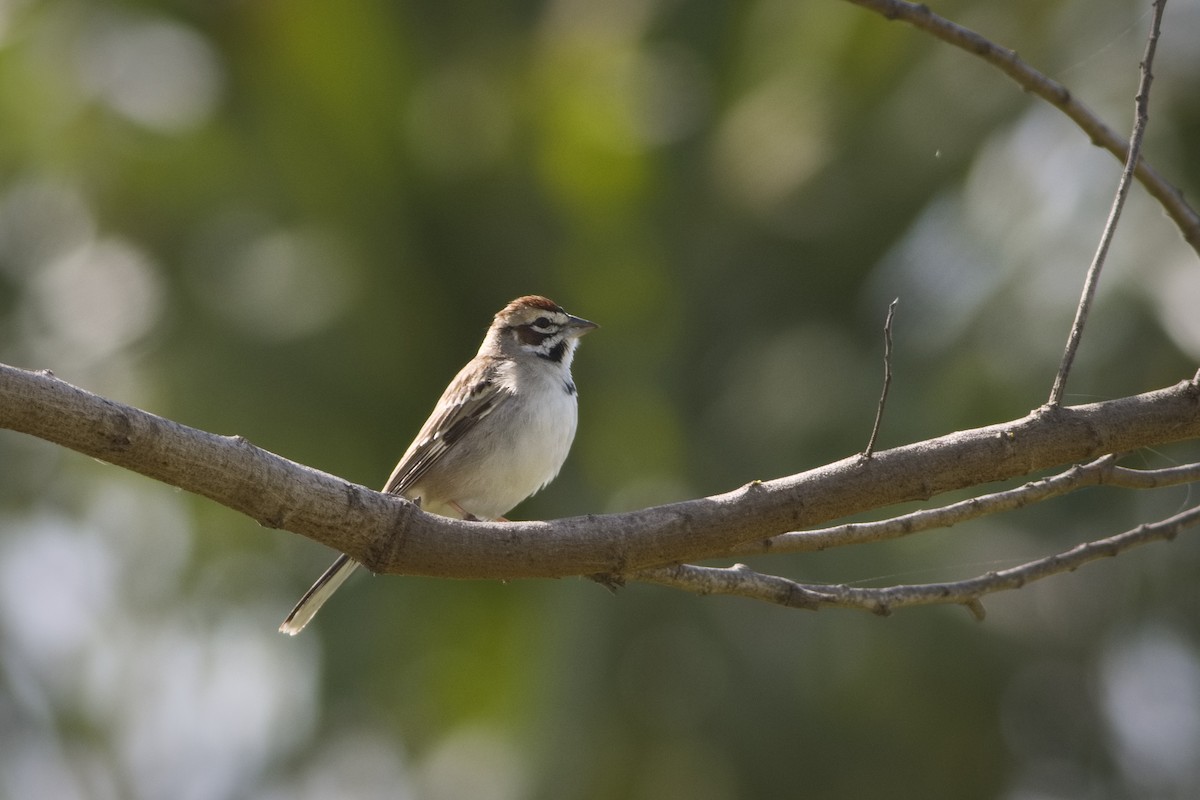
[743,455,1118,555]
[1049,0,1168,406]
[1108,461,1200,488]
[842,0,1200,256]
[735,456,1200,556]
[862,298,899,459]
[634,502,1200,615]
[636,563,827,610]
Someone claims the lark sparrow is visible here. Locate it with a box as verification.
[279,295,597,634]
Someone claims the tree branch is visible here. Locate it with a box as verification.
[842,0,1200,256]
[627,455,1200,609]
[636,501,1200,616]
[2,363,1199,583]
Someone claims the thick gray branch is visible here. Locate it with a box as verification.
[1,363,1199,579]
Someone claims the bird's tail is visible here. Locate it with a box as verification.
[279,553,360,635]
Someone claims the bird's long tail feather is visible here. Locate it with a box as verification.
[279,553,359,635]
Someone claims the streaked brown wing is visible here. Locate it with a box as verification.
[381,359,511,496]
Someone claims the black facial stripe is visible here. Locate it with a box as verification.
[538,339,568,363]
[514,324,554,348]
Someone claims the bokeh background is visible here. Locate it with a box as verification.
[2,0,1200,797]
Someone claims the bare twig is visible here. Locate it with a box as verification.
[842,0,1200,256]
[634,563,827,610]
[1108,461,1200,488]
[734,455,1200,556]
[862,298,899,459]
[635,502,1200,615]
[1049,0,1168,406]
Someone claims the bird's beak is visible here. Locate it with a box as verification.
[566,315,599,337]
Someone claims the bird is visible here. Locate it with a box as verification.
[279,295,597,634]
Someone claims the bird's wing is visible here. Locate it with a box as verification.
[382,358,512,496]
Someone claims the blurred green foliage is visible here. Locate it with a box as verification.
[1,0,1199,798]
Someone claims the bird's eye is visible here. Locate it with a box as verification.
[532,316,551,329]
